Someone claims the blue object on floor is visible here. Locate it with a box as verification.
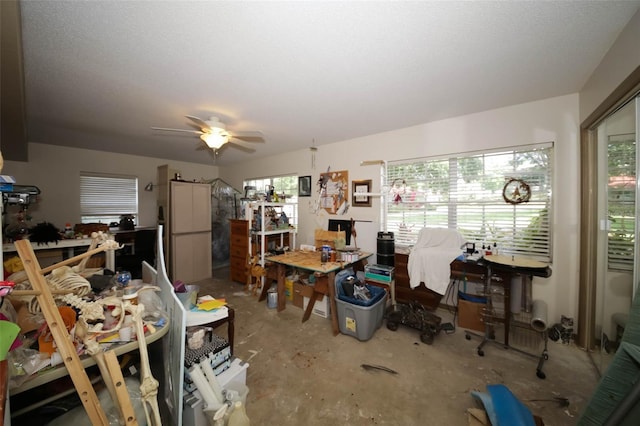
[471,384,535,426]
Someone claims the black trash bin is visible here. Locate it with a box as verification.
[377,231,394,267]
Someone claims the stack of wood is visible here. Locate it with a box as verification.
[314,229,346,250]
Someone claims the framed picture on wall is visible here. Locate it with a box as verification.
[352,179,372,207]
[298,175,312,197]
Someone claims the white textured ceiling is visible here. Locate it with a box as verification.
[19,1,640,166]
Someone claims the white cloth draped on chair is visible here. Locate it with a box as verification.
[407,227,467,295]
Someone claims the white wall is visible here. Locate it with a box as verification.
[221,94,581,325]
[3,143,219,230]
[580,9,640,123]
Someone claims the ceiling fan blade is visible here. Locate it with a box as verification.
[229,137,259,146]
[231,131,264,142]
[227,140,256,153]
[185,115,212,132]
[151,126,202,135]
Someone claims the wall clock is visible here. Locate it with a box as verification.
[502,178,531,204]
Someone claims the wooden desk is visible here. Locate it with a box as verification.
[260,250,373,335]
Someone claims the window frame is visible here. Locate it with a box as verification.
[243,174,299,225]
[385,143,554,263]
[80,172,138,224]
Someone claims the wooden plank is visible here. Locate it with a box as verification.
[327,271,339,335]
[9,289,74,296]
[277,263,286,311]
[104,350,138,425]
[15,240,109,426]
[314,229,345,249]
[267,250,350,273]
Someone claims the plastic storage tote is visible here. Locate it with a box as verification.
[335,269,388,341]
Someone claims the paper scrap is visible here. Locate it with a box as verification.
[196,298,227,311]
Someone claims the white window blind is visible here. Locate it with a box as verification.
[80,173,138,223]
[386,144,553,262]
[607,133,636,271]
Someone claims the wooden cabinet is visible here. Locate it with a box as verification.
[229,219,249,283]
[170,180,212,282]
[394,252,509,309]
[171,181,211,234]
[394,252,442,308]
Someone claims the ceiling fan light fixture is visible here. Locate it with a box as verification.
[200,132,228,149]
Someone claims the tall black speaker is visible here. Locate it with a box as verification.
[377,231,395,266]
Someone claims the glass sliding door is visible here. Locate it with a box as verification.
[592,96,638,373]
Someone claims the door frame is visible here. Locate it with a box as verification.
[578,66,640,350]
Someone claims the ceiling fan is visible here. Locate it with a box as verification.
[152,115,264,152]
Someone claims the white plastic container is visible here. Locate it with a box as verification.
[228,401,250,426]
[217,357,250,387]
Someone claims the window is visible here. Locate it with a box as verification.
[386,143,553,262]
[80,173,138,224]
[243,175,298,225]
[607,133,636,271]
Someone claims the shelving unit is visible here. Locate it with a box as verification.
[245,201,297,268]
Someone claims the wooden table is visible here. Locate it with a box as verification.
[259,250,373,335]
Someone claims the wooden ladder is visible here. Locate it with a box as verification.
[15,240,111,425]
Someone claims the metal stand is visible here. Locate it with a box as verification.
[464,263,550,379]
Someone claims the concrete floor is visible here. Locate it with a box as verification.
[194,267,600,426]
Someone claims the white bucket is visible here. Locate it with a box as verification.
[267,290,278,309]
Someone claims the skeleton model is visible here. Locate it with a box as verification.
[8,233,165,424]
[8,231,120,313]
[72,286,163,425]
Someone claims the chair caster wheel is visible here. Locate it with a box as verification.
[536,370,546,379]
[465,334,471,340]
[477,349,484,357]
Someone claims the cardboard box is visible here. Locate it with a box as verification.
[35,249,64,268]
[303,294,330,318]
[457,298,486,332]
[293,282,314,308]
